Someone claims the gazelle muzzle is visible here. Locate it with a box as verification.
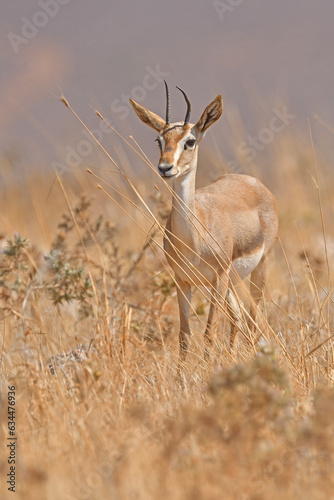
[158,163,175,176]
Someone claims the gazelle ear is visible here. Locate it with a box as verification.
[194,95,223,138]
[129,99,165,132]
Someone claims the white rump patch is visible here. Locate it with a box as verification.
[231,246,264,281]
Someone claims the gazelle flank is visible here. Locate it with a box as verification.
[130,82,278,361]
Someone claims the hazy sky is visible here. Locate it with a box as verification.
[1,0,334,170]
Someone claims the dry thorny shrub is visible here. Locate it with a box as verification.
[0,193,176,361]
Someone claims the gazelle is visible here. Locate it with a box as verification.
[130,82,278,360]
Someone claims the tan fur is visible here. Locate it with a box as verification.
[130,93,278,360]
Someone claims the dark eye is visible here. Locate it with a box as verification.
[184,139,196,150]
[155,138,162,151]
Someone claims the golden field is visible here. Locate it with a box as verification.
[0,104,334,500]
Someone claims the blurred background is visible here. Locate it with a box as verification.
[1,0,334,247]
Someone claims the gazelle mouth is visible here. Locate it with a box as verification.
[160,173,177,179]
[159,170,178,178]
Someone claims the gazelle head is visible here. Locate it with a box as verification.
[130,82,223,179]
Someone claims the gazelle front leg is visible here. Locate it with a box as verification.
[176,277,192,361]
[226,286,243,349]
[204,274,229,361]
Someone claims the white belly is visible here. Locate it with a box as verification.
[231,246,264,282]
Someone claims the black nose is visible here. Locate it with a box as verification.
[158,164,174,175]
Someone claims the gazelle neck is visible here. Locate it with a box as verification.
[170,155,198,241]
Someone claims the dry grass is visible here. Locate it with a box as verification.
[0,104,334,500]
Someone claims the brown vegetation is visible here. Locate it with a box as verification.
[0,109,333,499]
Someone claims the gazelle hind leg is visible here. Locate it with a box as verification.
[226,287,243,349]
[248,257,267,333]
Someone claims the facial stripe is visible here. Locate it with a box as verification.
[158,124,196,166]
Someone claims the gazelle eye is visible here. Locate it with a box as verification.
[184,139,196,150]
[155,138,162,151]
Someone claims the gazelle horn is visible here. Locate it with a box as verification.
[176,86,191,125]
[164,80,170,125]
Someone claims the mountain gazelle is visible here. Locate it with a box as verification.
[130,82,278,360]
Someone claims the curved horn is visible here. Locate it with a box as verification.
[164,80,170,125]
[176,86,191,125]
